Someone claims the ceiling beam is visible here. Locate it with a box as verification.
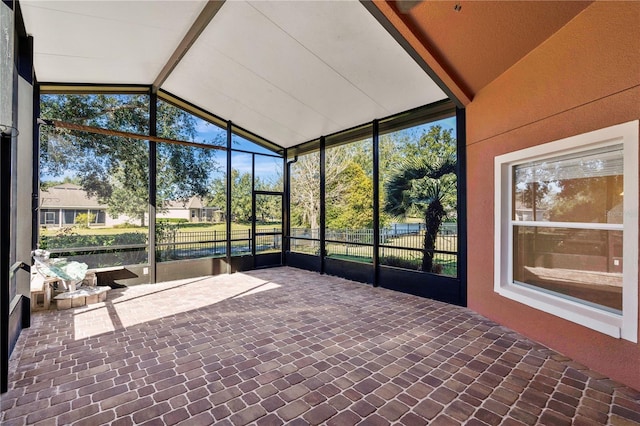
[152,0,225,93]
[41,119,226,151]
[362,0,472,107]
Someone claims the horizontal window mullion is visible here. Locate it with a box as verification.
[379,244,457,256]
[156,240,227,247]
[325,239,372,247]
[288,236,319,242]
[511,220,623,231]
[47,244,147,253]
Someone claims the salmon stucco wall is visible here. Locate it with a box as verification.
[466,2,640,390]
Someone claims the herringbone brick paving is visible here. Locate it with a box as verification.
[2,267,639,425]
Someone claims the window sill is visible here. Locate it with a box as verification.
[497,283,623,339]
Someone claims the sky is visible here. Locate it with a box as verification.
[42,109,457,185]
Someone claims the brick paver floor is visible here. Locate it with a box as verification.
[2,267,639,425]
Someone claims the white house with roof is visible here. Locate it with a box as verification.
[39,184,222,228]
[39,183,110,227]
[160,197,224,223]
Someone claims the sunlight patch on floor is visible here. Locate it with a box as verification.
[73,273,280,340]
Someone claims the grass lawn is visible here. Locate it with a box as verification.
[385,234,458,252]
[327,252,457,276]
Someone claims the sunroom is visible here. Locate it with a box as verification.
[6,1,468,300]
[2,0,639,406]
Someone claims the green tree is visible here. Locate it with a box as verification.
[255,192,282,224]
[209,169,253,223]
[378,131,407,227]
[40,175,81,191]
[384,125,457,273]
[40,94,220,225]
[326,161,373,229]
[290,148,352,231]
[290,137,401,232]
[106,166,149,225]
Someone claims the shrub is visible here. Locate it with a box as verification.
[380,255,421,270]
[42,232,147,250]
[113,222,142,229]
[157,218,189,224]
[74,213,96,229]
[41,231,149,269]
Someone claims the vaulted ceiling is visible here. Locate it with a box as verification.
[20,0,593,149]
[20,0,446,148]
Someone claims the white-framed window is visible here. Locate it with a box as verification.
[494,121,638,342]
[44,211,56,225]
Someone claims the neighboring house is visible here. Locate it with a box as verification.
[39,184,223,227]
[39,183,109,228]
[159,197,224,223]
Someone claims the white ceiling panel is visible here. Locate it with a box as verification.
[163,46,313,144]
[249,1,444,115]
[21,0,207,84]
[199,1,380,119]
[20,0,448,148]
[164,1,446,147]
[163,0,390,145]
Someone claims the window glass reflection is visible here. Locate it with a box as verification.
[513,145,623,223]
[513,226,623,313]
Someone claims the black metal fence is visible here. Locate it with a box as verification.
[157,228,281,261]
[289,223,458,276]
[42,223,456,274]
[45,227,283,267]
[156,229,233,262]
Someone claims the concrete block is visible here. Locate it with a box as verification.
[83,272,97,287]
[85,294,99,304]
[57,299,72,310]
[71,296,86,307]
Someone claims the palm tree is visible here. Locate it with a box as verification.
[384,152,456,273]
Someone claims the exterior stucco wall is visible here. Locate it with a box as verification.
[466,2,640,390]
[157,208,190,221]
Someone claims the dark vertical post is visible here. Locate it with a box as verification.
[10,11,18,284]
[456,107,468,306]
[1,3,15,394]
[1,133,12,393]
[31,78,39,251]
[282,149,290,265]
[226,121,232,273]
[372,120,380,286]
[319,136,326,274]
[251,154,256,264]
[148,90,157,284]
[20,33,34,330]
